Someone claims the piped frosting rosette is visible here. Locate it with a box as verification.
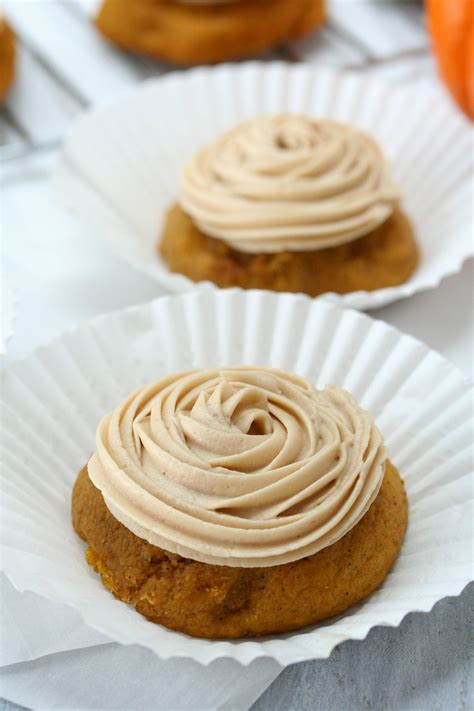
[88,367,386,567]
[181,114,400,253]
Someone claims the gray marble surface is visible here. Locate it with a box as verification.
[1,583,472,711]
[253,583,474,711]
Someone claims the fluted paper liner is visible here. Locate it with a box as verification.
[53,62,474,310]
[1,289,473,665]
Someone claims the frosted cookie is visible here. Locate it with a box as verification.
[160,115,419,296]
[72,367,408,638]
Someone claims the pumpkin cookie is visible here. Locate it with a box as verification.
[161,204,418,296]
[0,18,15,101]
[95,0,326,66]
[159,114,419,296]
[72,367,408,639]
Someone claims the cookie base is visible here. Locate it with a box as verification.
[96,0,326,66]
[160,204,419,297]
[72,462,407,639]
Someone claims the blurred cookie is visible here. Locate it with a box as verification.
[160,115,419,296]
[161,203,419,296]
[95,0,326,65]
[0,19,15,101]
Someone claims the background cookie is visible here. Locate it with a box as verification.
[0,19,15,101]
[161,204,419,296]
[96,0,326,65]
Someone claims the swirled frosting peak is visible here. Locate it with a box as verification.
[88,367,386,567]
[181,114,400,253]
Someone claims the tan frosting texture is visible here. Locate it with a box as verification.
[88,368,386,568]
[180,114,400,253]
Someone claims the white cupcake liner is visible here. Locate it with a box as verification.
[53,62,474,311]
[1,288,473,666]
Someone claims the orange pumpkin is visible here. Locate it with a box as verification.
[427,0,474,121]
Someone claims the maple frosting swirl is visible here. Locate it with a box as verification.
[180,114,400,253]
[88,367,386,567]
